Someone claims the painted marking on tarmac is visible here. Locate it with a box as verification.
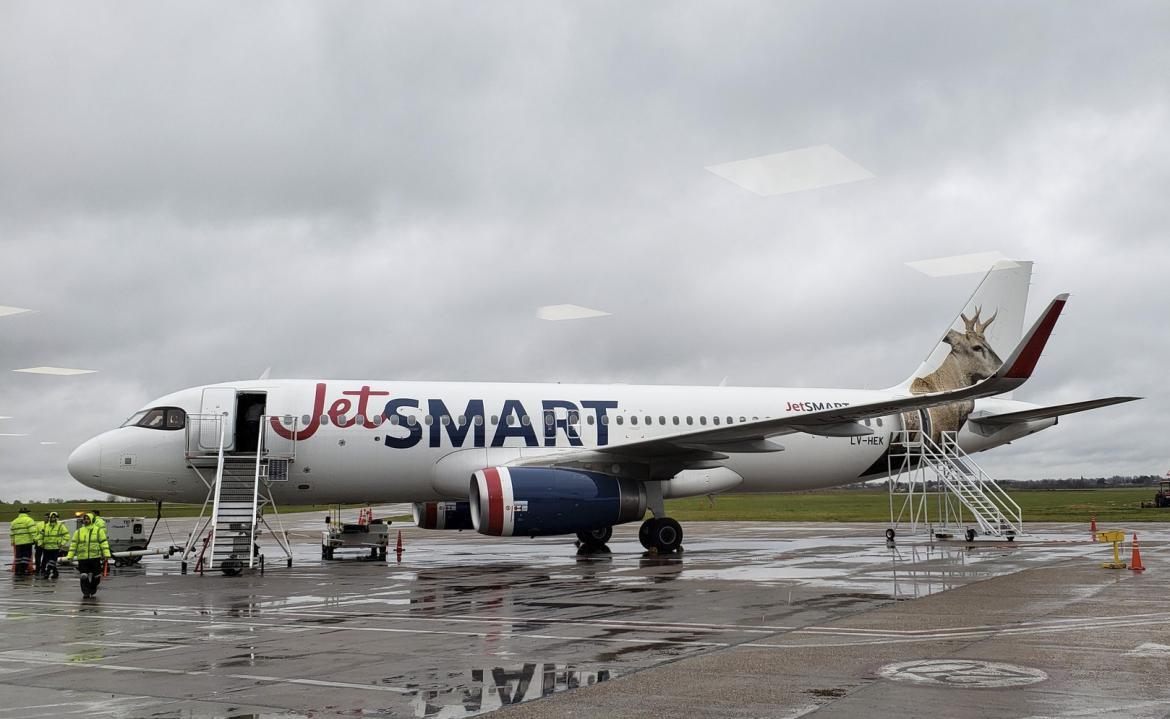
[0,655,414,695]
[1124,642,1170,657]
[878,659,1048,688]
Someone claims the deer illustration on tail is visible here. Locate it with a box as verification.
[905,307,1002,442]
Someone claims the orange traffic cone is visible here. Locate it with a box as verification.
[1130,533,1146,572]
[1090,516,1098,542]
[396,530,404,555]
[103,559,109,577]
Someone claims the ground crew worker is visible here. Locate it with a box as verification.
[66,513,110,597]
[39,512,69,579]
[91,510,106,531]
[33,512,49,576]
[10,508,37,576]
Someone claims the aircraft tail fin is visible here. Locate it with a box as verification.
[894,259,1034,394]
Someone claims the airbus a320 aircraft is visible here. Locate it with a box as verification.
[67,262,1135,553]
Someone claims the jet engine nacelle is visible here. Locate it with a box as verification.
[412,501,475,530]
[470,466,646,537]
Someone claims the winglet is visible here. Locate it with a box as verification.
[998,293,1068,381]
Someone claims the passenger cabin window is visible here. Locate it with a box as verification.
[686,416,693,425]
[713,416,720,425]
[876,417,884,427]
[659,416,666,425]
[630,416,637,425]
[616,415,624,425]
[726,416,733,424]
[673,416,679,425]
[699,416,707,425]
[587,415,595,425]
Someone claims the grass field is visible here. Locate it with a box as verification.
[3,488,1166,526]
[665,487,1169,523]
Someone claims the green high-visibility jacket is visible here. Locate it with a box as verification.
[34,520,46,547]
[10,514,36,546]
[40,522,70,551]
[66,524,110,560]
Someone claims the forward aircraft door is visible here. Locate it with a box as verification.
[199,387,237,451]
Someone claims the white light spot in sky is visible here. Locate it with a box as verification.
[536,304,611,321]
[0,433,29,438]
[12,367,98,376]
[705,145,874,196]
[38,441,58,445]
[907,252,1018,277]
[0,306,33,318]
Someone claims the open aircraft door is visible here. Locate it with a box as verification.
[199,387,237,451]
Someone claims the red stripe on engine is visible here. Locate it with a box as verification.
[484,467,504,535]
[425,502,437,529]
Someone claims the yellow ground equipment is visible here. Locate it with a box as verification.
[1098,530,1127,569]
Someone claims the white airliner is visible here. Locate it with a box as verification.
[66,262,1135,552]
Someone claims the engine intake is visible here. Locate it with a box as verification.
[470,466,646,537]
[412,501,474,530]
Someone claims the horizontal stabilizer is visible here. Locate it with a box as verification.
[971,397,1140,427]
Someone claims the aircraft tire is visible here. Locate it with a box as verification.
[965,528,977,543]
[638,519,657,550]
[651,518,683,553]
[885,528,896,541]
[576,526,613,549]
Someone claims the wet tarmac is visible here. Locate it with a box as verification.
[1,513,1167,718]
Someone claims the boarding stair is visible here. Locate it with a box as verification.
[180,413,296,574]
[887,429,1024,540]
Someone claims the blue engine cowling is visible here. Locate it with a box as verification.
[412,501,474,530]
[469,466,646,537]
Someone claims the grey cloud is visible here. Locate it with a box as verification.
[1,1,1167,499]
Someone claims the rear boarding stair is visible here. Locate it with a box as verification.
[887,429,1024,542]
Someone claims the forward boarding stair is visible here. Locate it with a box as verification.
[181,413,295,574]
[888,429,1024,541]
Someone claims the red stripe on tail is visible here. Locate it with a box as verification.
[1005,297,1066,379]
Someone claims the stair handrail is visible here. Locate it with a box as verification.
[206,413,228,568]
[940,433,1024,532]
[248,419,265,570]
[918,432,1002,535]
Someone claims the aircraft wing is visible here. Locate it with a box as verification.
[515,293,1070,467]
[969,396,1140,428]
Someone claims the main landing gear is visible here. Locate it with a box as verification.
[576,526,613,551]
[639,517,683,553]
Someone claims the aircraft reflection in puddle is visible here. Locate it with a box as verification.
[409,663,611,718]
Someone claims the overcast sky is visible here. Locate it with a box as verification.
[2,2,1167,500]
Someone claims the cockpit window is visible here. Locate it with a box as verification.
[140,408,167,428]
[121,411,148,428]
[123,406,186,431]
[166,408,186,429]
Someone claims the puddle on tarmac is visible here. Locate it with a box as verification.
[400,663,612,718]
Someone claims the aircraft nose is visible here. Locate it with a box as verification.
[67,437,102,483]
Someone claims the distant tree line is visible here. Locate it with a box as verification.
[851,475,1164,491]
